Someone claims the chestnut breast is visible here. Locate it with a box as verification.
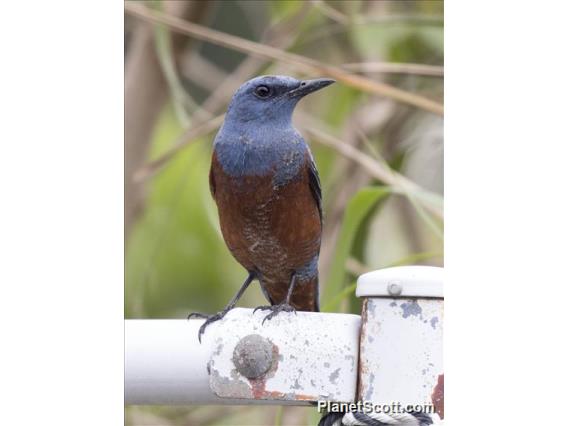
[209,151,321,282]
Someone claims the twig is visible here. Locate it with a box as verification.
[124,0,209,240]
[135,113,442,220]
[324,250,443,311]
[298,120,443,219]
[181,52,229,92]
[176,0,309,125]
[342,62,443,77]
[309,0,350,25]
[295,14,443,48]
[135,2,310,181]
[133,114,225,182]
[124,2,443,116]
[345,258,372,276]
[153,16,192,126]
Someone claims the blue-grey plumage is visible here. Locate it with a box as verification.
[215,76,328,184]
[189,75,334,340]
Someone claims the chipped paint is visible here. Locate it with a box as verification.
[329,368,340,384]
[344,354,355,371]
[358,297,443,407]
[400,300,423,318]
[365,373,375,401]
[430,316,439,329]
[209,308,360,403]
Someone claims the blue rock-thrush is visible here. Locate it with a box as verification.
[189,75,335,341]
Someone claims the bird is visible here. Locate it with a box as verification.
[189,75,335,341]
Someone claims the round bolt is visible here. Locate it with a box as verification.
[387,281,403,296]
[232,334,274,379]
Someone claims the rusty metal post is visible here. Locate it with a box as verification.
[356,266,444,419]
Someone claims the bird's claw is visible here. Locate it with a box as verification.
[253,305,272,314]
[260,303,296,325]
[188,311,227,343]
[187,312,208,320]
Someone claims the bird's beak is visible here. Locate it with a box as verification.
[288,78,335,98]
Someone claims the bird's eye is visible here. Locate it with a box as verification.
[254,85,271,99]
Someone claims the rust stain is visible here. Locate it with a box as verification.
[247,343,317,401]
[249,377,269,399]
[431,374,444,419]
[248,343,279,398]
[251,388,315,401]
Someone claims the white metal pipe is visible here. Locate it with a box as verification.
[126,318,221,405]
[125,308,361,405]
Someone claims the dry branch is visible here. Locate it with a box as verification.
[124,2,443,116]
[341,62,443,77]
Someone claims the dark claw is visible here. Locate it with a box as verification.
[187,312,208,320]
[261,303,296,325]
[188,311,227,343]
[253,305,272,314]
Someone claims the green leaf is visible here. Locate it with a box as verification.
[322,250,442,311]
[322,186,390,312]
[323,281,358,313]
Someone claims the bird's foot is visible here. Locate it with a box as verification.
[253,305,272,314]
[187,309,230,343]
[255,303,297,325]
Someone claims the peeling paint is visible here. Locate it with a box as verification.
[430,316,439,329]
[400,300,423,318]
[344,355,355,369]
[329,368,340,384]
[213,341,224,356]
[210,369,252,399]
[368,300,377,316]
[209,308,360,403]
[365,373,375,401]
[359,297,443,408]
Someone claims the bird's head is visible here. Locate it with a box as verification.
[224,75,335,127]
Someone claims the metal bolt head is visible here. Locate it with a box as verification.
[387,281,403,296]
[232,334,274,379]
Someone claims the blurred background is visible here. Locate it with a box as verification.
[125,0,443,424]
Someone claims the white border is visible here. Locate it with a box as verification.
[0,2,123,424]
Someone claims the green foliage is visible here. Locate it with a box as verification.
[125,107,245,318]
[322,186,390,312]
[351,22,443,62]
[269,0,303,20]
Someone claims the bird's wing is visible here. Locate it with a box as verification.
[307,153,323,225]
[209,164,216,199]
